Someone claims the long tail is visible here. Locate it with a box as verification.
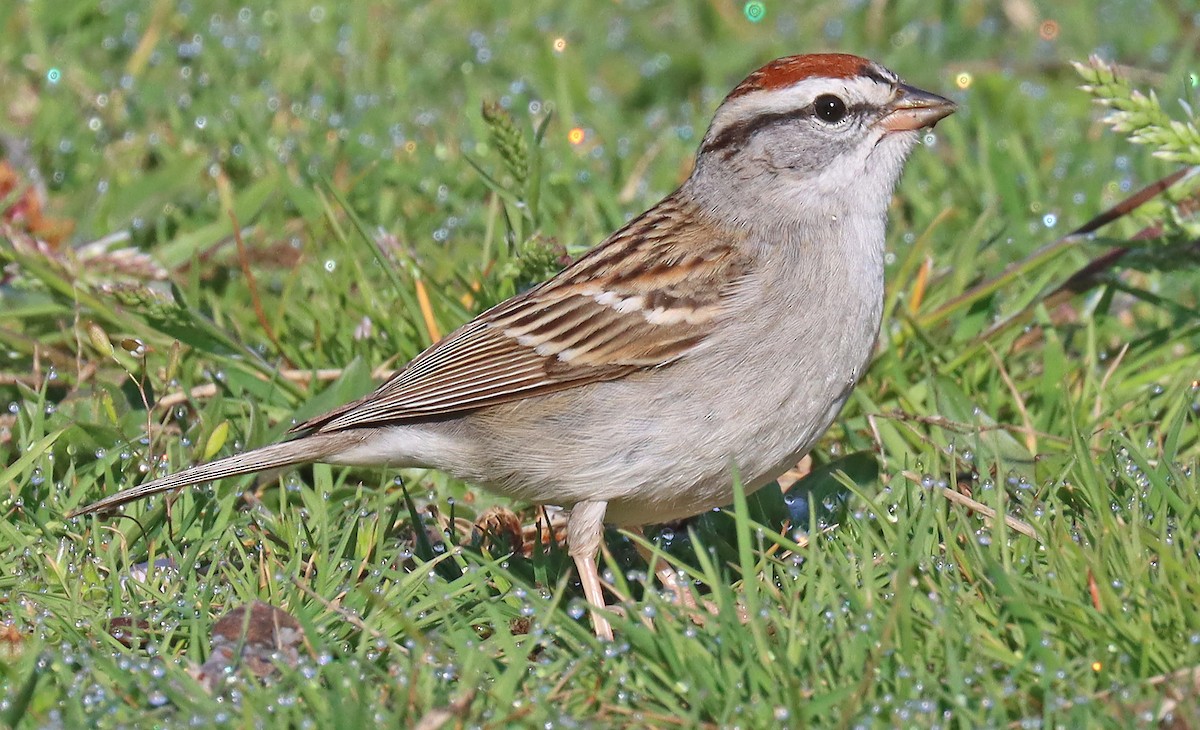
[69,432,357,517]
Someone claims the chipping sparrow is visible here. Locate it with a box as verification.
[72,53,955,640]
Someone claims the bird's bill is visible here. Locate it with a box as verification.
[879,83,957,132]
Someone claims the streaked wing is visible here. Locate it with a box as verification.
[296,192,752,434]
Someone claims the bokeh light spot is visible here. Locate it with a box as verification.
[955,72,972,89]
[47,68,61,84]
[1039,20,1059,40]
[568,127,585,145]
[743,1,766,23]
[552,37,567,53]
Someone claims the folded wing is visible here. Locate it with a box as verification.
[295,192,752,433]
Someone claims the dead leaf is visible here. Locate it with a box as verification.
[192,601,305,692]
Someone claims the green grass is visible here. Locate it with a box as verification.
[3,0,1200,727]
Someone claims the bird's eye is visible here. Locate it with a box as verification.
[814,94,848,124]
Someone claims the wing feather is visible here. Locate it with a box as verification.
[294,192,753,434]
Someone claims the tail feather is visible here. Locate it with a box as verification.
[69,432,355,517]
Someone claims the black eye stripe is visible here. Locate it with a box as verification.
[701,101,877,158]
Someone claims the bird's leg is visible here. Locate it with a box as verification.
[567,500,613,641]
[627,526,697,610]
